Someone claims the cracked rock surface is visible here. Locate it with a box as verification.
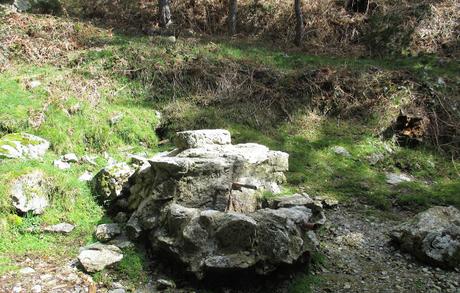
[101,129,324,278]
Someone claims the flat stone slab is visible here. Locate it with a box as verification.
[78,243,123,272]
[0,133,49,160]
[386,172,413,185]
[43,223,75,234]
[174,129,231,149]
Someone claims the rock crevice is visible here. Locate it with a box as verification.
[93,129,324,278]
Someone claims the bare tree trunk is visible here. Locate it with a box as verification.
[159,0,172,28]
[228,0,238,36]
[294,0,304,46]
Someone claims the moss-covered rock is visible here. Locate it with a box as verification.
[91,163,134,207]
[10,170,51,215]
[391,206,460,269]
[0,133,49,160]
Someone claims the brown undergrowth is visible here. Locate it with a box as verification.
[64,0,459,58]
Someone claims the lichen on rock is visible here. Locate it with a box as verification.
[391,206,460,269]
[10,170,51,215]
[0,133,49,160]
[95,129,325,279]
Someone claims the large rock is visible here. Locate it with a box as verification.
[0,133,49,160]
[391,206,460,269]
[13,0,62,13]
[108,130,324,279]
[13,0,31,11]
[174,129,231,149]
[78,243,123,272]
[150,203,320,278]
[10,171,50,215]
[91,163,134,207]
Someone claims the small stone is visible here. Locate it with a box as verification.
[95,223,122,242]
[111,282,124,289]
[80,155,97,166]
[128,154,148,166]
[40,274,53,281]
[108,289,125,293]
[91,163,134,206]
[28,80,42,89]
[157,278,176,289]
[0,133,50,160]
[61,153,78,163]
[385,172,413,185]
[11,171,49,215]
[166,36,176,43]
[174,129,231,149]
[391,206,460,269]
[114,212,128,223]
[109,113,124,126]
[78,171,93,182]
[332,146,351,158]
[53,159,71,170]
[67,103,82,115]
[12,285,22,293]
[43,223,75,234]
[78,243,123,272]
[19,267,35,274]
[31,285,41,293]
[368,153,384,165]
[344,282,351,289]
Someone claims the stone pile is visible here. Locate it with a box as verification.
[92,129,325,278]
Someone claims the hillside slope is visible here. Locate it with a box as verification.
[0,6,459,292]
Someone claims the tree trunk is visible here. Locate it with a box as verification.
[228,0,238,36]
[159,0,172,28]
[294,0,304,46]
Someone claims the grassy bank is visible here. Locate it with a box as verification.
[0,10,458,289]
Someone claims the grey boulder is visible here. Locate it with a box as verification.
[61,153,78,163]
[391,206,460,269]
[95,223,122,242]
[78,243,123,272]
[11,171,50,215]
[332,146,351,158]
[174,129,231,149]
[53,159,71,170]
[386,172,413,185]
[151,203,321,278]
[107,129,323,279]
[0,133,49,160]
[91,163,134,206]
[43,222,75,234]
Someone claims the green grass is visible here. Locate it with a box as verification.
[0,12,459,287]
[90,247,148,288]
[116,248,148,285]
[0,155,105,262]
[289,273,322,293]
[0,64,159,155]
[229,118,460,210]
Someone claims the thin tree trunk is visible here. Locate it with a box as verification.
[159,0,172,28]
[228,0,238,36]
[294,0,304,46]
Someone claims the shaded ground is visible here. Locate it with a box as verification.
[309,203,460,293]
[0,8,459,293]
[1,202,459,293]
